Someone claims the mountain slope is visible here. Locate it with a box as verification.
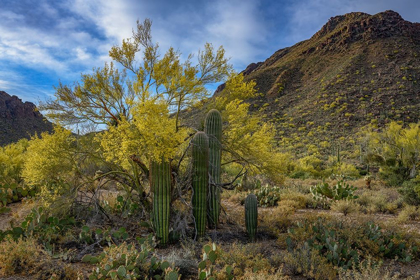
[0,91,53,146]
[236,10,420,154]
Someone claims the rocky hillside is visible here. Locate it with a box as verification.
[232,10,420,155]
[0,91,53,146]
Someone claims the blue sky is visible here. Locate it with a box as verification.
[1,0,419,104]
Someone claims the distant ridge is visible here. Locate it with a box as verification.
[0,91,53,146]
[216,10,420,153]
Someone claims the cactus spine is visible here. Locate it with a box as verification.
[151,159,171,246]
[192,132,209,238]
[245,194,258,241]
[204,109,222,228]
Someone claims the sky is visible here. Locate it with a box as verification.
[0,0,419,104]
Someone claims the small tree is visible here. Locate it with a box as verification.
[364,121,420,185]
[32,19,288,240]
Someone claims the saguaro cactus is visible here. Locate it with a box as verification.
[192,132,209,238]
[204,109,222,228]
[245,193,258,241]
[151,159,171,246]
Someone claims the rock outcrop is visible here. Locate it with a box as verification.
[0,91,53,146]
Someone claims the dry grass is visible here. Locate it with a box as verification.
[282,244,336,280]
[0,237,44,276]
[397,205,420,223]
[338,258,405,280]
[330,199,360,216]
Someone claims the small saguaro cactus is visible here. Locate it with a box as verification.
[192,131,209,238]
[151,159,171,246]
[245,193,258,241]
[204,109,222,228]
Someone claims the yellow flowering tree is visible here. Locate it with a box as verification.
[33,19,288,214]
[212,73,288,184]
[364,121,420,184]
[0,139,29,185]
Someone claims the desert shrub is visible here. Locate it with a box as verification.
[397,205,420,222]
[227,191,248,205]
[164,241,198,278]
[283,244,336,280]
[328,162,361,179]
[254,184,281,207]
[331,199,360,216]
[280,191,311,209]
[0,182,37,214]
[217,243,271,279]
[0,237,46,276]
[236,174,261,192]
[338,257,400,280]
[290,154,327,179]
[83,234,179,279]
[260,204,295,234]
[287,218,419,268]
[240,267,290,280]
[100,193,140,218]
[0,236,80,279]
[378,164,409,186]
[356,190,401,214]
[197,243,235,280]
[399,179,420,206]
[0,207,77,252]
[310,180,358,204]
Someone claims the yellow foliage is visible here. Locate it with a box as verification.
[0,139,29,184]
[211,74,288,183]
[22,126,75,186]
[364,121,420,172]
[100,100,188,168]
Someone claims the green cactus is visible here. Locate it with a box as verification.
[192,132,209,238]
[204,109,222,228]
[151,159,171,246]
[245,193,258,241]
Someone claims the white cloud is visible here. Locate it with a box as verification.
[202,0,268,67]
[0,79,11,90]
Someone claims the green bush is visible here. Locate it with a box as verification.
[399,180,420,206]
[0,182,37,214]
[254,184,281,207]
[0,207,76,251]
[286,218,418,268]
[310,180,358,203]
[83,234,179,279]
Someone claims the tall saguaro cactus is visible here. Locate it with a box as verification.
[151,159,171,246]
[192,132,209,238]
[245,193,258,241]
[204,109,222,228]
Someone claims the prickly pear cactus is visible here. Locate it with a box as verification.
[151,159,171,246]
[192,132,209,238]
[245,193,258,241]
[204,109,222,228]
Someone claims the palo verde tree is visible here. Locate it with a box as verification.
[41,19,231,194]
[37,19,287,242]
[363,121,420,185]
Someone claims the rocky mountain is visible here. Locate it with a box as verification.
[0,91,53,146]
[231,10,420,154]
